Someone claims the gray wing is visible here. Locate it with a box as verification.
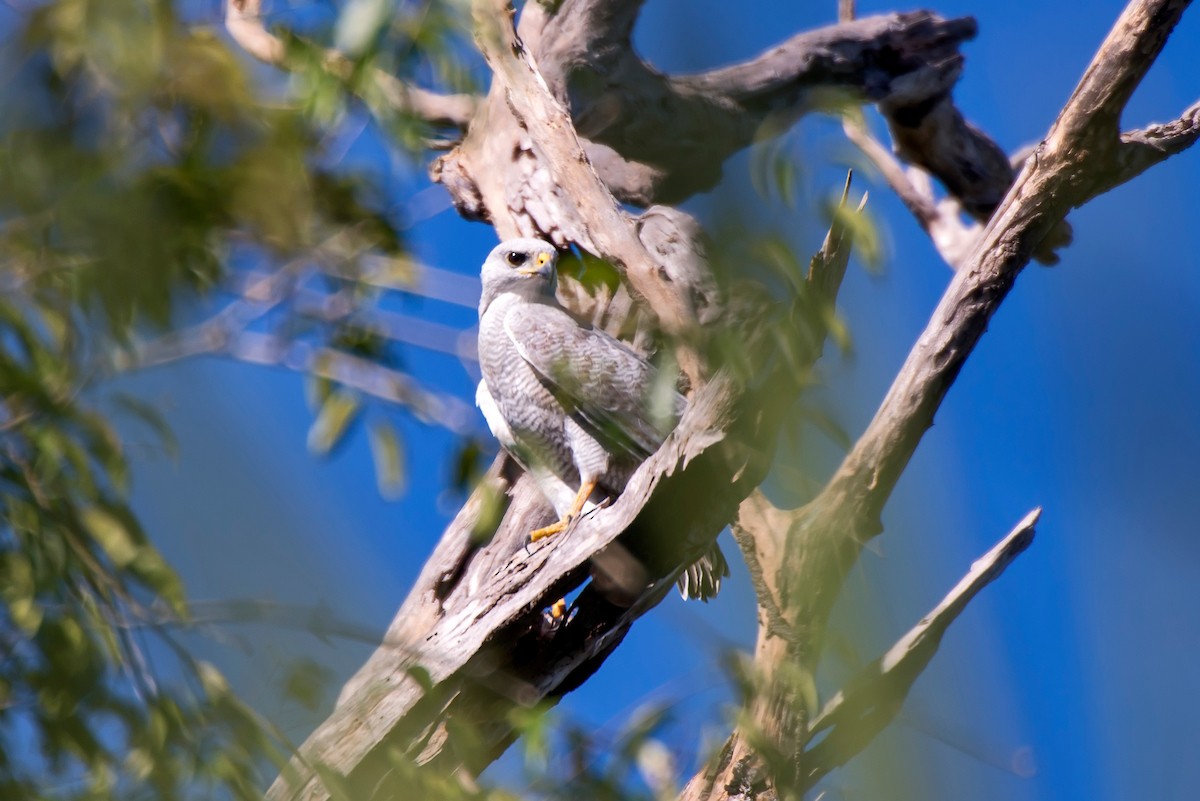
[503,303,682,460]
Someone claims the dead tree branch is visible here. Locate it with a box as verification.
[801,508,1040,789]
[842,116,981,268]
[684,2,1195,798]
[267,1,1196,800]
[436,8,1018,222]
[262,7,869,798]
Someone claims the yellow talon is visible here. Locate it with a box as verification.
[529,518,569,542]
[527,479,597,543]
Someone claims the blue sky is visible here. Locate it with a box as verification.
[114,1,1200,798]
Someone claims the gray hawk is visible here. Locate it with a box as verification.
[475,238,728,601]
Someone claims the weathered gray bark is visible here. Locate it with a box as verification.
[236,1,1200,800]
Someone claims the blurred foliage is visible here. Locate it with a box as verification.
[0,0,471,796]
[509,700,688,801]
[0,0,883,795]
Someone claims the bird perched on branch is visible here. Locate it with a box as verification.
[476,238,727,601]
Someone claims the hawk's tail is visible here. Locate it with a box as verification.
[675,541,730,602]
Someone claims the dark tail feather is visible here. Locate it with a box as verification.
[676,541,730,602]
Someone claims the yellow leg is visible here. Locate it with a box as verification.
[529,479,597,542]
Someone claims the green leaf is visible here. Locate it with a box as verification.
[129,547,188,617]
[124,747,154,781]
[197,661,230,698]
[470,480,507,545]
[80,506,139,568]
[307,389,361,456]
[367,420,407,499]
[305,374,334,411]
[281,659,333,713]
[508,701,554,770]
[828,193,882,270]
[10,596,44,635]
[405,664,434,693]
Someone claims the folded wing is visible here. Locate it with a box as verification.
[502,304,682,461]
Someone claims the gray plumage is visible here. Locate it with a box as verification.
[475,239,727,601]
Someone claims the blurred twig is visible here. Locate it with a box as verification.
[112,253,481,434]
[126,327,477,435]
[842,115,981,269]
[224,0,479,130]
[801,509,1040,789]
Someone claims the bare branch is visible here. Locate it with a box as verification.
[231,257,482,310]
[268,147,859,801]
[121,325,478,435]
[844,116,1002,269]
[731,492,793,647]
[808,170,867,302]
[802,509,1040,789]
[843,118,939,228]
[224,0,479,129]
[822,0,1193,534]
[326,259,481,310]
[1111,99,1200,189]
[106,597,386,645]
[231,334,478,434]
[281,285,476,361]
[272,1,1198,799]
[684,2,1196,797]
[578,11,997,209]
[111,248,480,431]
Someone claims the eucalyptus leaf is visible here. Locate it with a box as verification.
[367,419,407,499]
[307,389,362,456]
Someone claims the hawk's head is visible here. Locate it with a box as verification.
[479,238,559,313]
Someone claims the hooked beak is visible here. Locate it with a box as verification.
[517,251,553,276]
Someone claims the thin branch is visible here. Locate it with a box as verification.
[801,508,1040,788]
[843,117,986,270]
[332,259,482,309]
[829,0,1019,272]
[112,253,480,432]
[843,118,938,227]
[808,170,866,302]
[229,333,479,435]
[102,597,387,645]
[283,285,477,361]
[234,259,482,310]
[684,2,1196,797]
[824,0,1194,525]
[1110,99,1200,189]
[122,325,478,435]
[224,0,479,129]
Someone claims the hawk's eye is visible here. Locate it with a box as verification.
[505,251,528,267]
